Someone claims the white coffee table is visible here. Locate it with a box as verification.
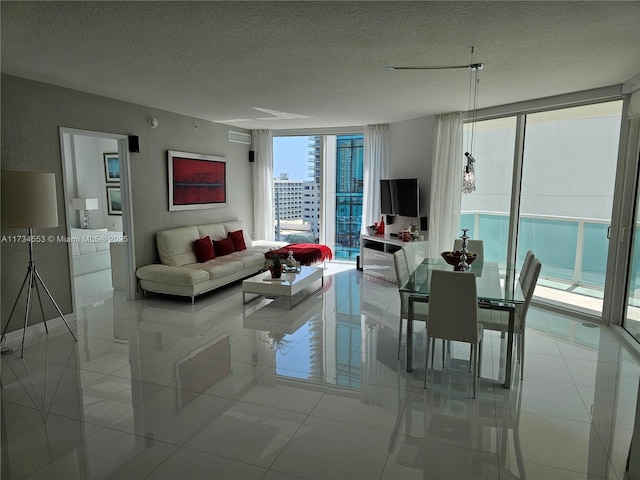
[242,266,324,309]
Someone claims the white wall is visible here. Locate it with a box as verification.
[388,115,437,233]
[1,74,252,331]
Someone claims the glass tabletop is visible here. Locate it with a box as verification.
[400,258,525,305]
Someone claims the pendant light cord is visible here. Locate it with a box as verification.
[467,47,474,155]
[467,46,479,156]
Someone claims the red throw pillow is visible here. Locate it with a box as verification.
[213,237,235,257]
[228,230,246,251]
[193,236,215,263]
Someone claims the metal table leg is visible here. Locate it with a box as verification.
[505,306,515,389]
[406,296,415,372]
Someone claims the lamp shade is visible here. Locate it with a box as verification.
[72,198,99,211]
[1,171,59,228]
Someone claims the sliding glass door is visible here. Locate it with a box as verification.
[624,108,640,339]
[625,187,640,338]
[461,117,516,265]
[335,135,364,261]
[520,102,622,316]
[462,100,623,318]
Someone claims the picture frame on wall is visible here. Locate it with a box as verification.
[106,186,122,215]
[104,153,120,182]
[168,150,227,211]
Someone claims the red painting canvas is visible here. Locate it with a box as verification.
[168,151,227,211]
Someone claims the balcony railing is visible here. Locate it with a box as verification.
[461,211,612,290]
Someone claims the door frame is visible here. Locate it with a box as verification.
[603,95,640,325]
[58,127,137,307]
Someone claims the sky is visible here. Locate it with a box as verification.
[273,136,311,181]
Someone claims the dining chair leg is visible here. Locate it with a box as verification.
[431,338,435,367]
[472,344,477,399]
[397,317,403,360]
[478,340,483,378]
[519,332,525,380]
[424,335,431,389]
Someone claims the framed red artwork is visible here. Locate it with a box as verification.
[168,150,227,211]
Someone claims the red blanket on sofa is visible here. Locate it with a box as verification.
[264,243,333,266]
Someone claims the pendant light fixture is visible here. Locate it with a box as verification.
[462,47,482,194]
[383,47,484,194]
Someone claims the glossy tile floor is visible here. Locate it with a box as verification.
[73,269,116,309]
[2,263,640,479]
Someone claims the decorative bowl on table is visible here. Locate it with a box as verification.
[440,251,478,270]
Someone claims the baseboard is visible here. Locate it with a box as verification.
[531,298,606,325]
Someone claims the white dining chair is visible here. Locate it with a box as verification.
[393,249,428,359]
[479,257,541,381]
[493,249,533,341]
[425,270,483,398]
[519,250,535,285]
[453,239,484,262]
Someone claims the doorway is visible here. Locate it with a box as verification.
[59,128,135,311]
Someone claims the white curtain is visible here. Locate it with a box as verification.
[428,112,464,258]
[252,129,274,241]
[362,124,390,232]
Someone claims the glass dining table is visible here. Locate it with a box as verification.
[400,258,525,388]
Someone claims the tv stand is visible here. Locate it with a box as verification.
[360,234,427,283]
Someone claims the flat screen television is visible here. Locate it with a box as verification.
[380,178,420,217]
[380,179,393,216]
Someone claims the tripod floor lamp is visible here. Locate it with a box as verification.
[1,171,77,357]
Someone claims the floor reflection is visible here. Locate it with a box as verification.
[1,263,637,479]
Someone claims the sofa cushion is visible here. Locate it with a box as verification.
[213,237,235,256]
[229,250,267,269]
[136,264,210,286]
[199,257,245,280]
[197,223,227,242]
[157,226,200,266]
[228,230,246,251]
[223,221,254,248]
[193,236,215,263]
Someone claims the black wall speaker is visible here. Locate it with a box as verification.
[128,135,140,153]
[248,150,255,163]
[420,216,429,230]
[385,215,395,225]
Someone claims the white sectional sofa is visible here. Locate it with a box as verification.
[136,220,286,302]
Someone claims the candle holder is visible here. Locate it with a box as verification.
[458,229,470,271]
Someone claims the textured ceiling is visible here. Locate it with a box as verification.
[1,1,639,130]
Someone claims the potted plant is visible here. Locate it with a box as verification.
[367,224,378,236]
[269,255,284,278]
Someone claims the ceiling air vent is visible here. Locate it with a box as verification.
[228,130,251,145]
